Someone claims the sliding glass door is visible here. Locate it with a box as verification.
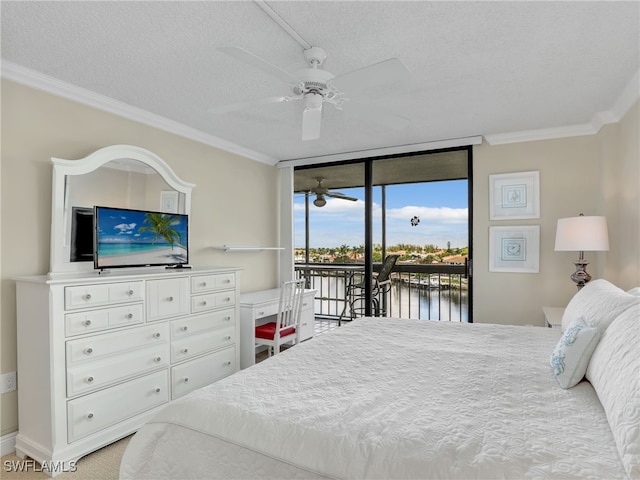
[294,146,472,322]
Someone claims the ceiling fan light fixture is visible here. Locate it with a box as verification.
[305,92,323,110]
[313,194,327,207]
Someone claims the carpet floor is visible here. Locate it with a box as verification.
[1,435,130,479]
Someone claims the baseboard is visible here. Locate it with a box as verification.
[1,431,17,456]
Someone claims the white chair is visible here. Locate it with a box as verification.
[255,279,306,357]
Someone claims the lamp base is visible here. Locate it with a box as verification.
[570,260,591,290]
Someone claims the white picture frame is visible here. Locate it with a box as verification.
[489,225,540,273]
[160,190,179,213]
[489,171,540,220]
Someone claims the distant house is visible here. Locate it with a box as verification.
[443,255,467,265]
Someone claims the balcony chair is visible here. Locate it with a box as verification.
[255,279,306,357]
[347,254,400,319]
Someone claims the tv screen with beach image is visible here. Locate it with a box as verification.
[94,206,188,269]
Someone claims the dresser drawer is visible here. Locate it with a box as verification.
[191,273,235,294]
[147,277,189,321]
[171,326,235,363]
[67,342,170,397]
[66,323,168,366]
[171,347,236,398]
[170,309,235,339]
[191,291,235,314]
[67,370,169,443]
[65,282,143,310]
[65,303,144,337]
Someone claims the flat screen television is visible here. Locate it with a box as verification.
[94,206,189,270]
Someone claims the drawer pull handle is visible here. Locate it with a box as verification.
[127,289,134,296]
[201,301,207,306]
[84,294,92,301]
[154,356,162,363]
[87,376,94,383]
[182,348,189,354]
[225,361,232,366]
[85,348,93,355]
[83,320,92,326]
[303,302,308,307]
[200,282,207,287]
[181,326,188,331]
[87,413,94,419]
[224,297,231,302]
[224,336,231,341]
[126,313,133,319]
[224,316,231,321]
[183,377,189,383]
[155,388,161,393]
[167,296,174,302]
[258,311,265,316]
[224,279,231,283]
[153,332,161,339]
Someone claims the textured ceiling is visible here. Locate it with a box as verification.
[2,1,639,165]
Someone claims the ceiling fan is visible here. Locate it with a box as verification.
[212,46,410,141]
[309,177,357,207]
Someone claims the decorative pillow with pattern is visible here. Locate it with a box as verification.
[550,316,600,389]
[561,279,639,332]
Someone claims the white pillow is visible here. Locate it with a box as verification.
[586,305,640,479]
[627,287,640,296]
[561,279,639,332]
[550,316,600,389]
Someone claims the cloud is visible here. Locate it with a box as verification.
[385,206,468,223]
[114,223,137,234]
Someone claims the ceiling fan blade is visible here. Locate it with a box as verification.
[218,46,298,84]
[345,100,410,130]
[208,95,301,114]
[302,103,322,141]
[326,192,358,202]
[330,58,410,94]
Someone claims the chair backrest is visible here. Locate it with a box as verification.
[376,254,400,283]
[276,279,306,332]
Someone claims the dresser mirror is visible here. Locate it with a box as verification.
[49,145,195,275]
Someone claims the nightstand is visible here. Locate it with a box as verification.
[542,306,565,329]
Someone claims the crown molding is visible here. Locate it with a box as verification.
[0,61,278,166]
[3,60,637,155]
[485,69,639,146]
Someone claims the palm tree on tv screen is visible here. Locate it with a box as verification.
[138,213,182,249]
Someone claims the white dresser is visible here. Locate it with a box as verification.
[14,266,240,475]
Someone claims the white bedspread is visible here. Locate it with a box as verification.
[120,318,627,479]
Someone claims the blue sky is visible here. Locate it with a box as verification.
[294,180,468,249]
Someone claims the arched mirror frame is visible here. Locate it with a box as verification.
[49,145,195,276]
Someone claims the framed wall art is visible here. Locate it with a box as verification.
[489,171,540,220]
[160,190,179,214]
[489,225,540,273]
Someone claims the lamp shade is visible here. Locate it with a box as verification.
[554,216,609,252]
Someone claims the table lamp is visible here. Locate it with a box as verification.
[554,214,609,289]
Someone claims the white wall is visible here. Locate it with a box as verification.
[473,101,639,325]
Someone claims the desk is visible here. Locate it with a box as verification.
[239,288,317,369]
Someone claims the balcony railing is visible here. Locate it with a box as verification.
[295,262,469,323]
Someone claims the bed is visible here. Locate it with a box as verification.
[120,280,639,479]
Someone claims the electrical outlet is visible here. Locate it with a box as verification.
[1,372,17,393]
